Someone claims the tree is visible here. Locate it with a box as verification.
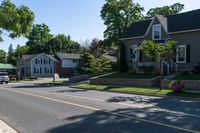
[7,44,16,65]
[119,42,127,72]
[15,45,30,59]
[80,53,112,74]
[0,0,34,41]
[47,34,83,54]
[0,49,6,63]
[101,0,144,44]
[139,40,178,74]
[146,3,184,19]
[26,23,53,54]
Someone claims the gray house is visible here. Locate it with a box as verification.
[17,53,57,78]
[120,9,200,74]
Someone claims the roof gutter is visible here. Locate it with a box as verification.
[119,36,144,41]
[168,28,200,35]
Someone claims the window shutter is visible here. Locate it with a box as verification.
[50,67,52,73]
[45,67,46,74]
[34,67,36,74]
[186,45,190,63]
[139,50,142,62]
[35,59,37,64]
[130,48,133,54]
[40,68,42,74]
[41,59,42,64]
[49,59,50,64]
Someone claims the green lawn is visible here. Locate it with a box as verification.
[174,74,200,80]
[101,73,158,79]
[73,84,200,99]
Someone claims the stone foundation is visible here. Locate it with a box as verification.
[90,76,161,87]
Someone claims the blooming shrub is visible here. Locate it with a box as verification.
[169,80,185,92]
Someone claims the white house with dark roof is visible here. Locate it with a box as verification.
[17,53,58,78]
[17,53,82,79]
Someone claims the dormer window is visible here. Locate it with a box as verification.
[153,24,161,40]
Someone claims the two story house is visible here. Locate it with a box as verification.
[17,53,81,79]
[120,9,200,74]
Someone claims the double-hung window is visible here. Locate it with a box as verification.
[36,67,40,74]
[153,24,161,40]
[176,45,187,63]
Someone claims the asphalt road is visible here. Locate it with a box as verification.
[0,83,199,133]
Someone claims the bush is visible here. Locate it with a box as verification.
[191,62,200,74]
[80,53,113,74]
[182,70,190,75]
[168,80,185,92]
[140,66,154,75]
[127,69,136,75]
[152,69,160,76]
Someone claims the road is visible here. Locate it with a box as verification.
[0,83,199,133]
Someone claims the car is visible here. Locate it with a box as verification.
[0,72,9,84]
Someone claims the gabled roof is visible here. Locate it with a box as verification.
[56,53,82,60]
[167,9,200,33]
[121,9,200,39]
[121,19,151,39]
[21,53,57,62]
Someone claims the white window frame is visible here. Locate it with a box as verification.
[176,45,187,63]
[152,24,161,40]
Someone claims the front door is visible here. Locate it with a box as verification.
[130,45,139,63]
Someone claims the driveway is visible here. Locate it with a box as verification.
[0,83,199,133]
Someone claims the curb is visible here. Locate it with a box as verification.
[0,120,18,133]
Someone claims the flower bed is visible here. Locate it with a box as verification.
[161,79,200,91]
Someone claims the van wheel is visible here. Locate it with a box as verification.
[6,81,8,84]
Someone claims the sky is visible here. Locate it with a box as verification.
[0,0,200,52]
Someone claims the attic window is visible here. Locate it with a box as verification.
[153,24,161,40]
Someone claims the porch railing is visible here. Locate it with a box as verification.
[161,60,169,75]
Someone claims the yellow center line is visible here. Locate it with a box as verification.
[0,87,199,133]
[21,88,200,118]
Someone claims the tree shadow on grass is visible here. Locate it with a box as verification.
[47,108,199,133]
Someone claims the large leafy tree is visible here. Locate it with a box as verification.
[101,0,144,44]
[47,34,83,54]
[101,0,143,72]
[0,0,34,41]
[146,3,184,19]
[0,49,6,63]
[15,44,30,59]
[26,24,53,54]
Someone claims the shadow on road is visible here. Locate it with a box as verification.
[106,96,200,116]
[47,108,199,133]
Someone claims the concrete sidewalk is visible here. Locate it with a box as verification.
[0,120,18,133]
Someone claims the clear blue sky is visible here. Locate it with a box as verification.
[0,0,200,52]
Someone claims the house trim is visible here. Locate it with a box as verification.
[168,28,200,35]
[119,36,144,41]
[176,45,187,63]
